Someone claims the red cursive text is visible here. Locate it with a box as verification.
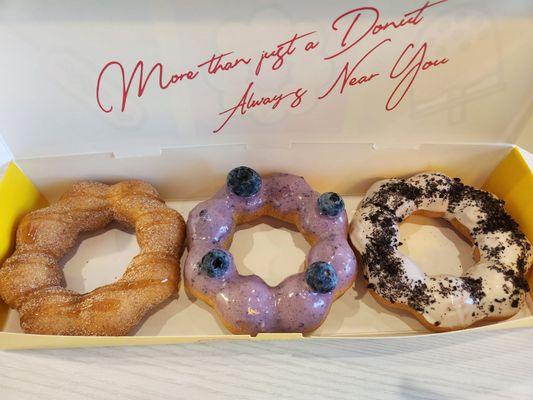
[96,60,198,113]
[95,1,452,134]
[324,0,447,60]
[213,81,307,133]
[318,38,390,100]
[386,42,448,111]
[255,31,317,76]
[197,52,251,75]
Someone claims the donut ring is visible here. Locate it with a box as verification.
[185,167,357,335]
[0,180,186,335]
[350,172,532,331]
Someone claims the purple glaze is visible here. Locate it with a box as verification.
[184,173,357,335]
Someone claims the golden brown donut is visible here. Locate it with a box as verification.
[0,180,185,336]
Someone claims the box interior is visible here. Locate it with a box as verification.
[1,143,532,338]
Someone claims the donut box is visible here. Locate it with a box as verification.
[0,1,532,348]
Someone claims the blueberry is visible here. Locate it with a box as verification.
[317,192,345,216]
[306,262,338,293]
[200,249,230,278]
[227,166,262,197]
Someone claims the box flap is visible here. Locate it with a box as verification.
[0,1,531,158]
[0,136,13,171]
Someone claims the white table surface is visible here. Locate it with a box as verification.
[1,328,532,400]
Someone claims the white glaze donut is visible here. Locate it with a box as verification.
[350,172,532,331]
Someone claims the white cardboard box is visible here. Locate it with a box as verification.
[0,0,531,348]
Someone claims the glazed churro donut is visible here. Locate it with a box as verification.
[350,172,532,331]
[185,167,357,335]
[0,180,185,335]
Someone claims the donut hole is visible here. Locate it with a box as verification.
[398,214,475,276]
[229,216,311,287]
[61,222,139,293]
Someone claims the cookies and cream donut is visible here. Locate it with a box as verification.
[350,172,532,331]
[185,166,357,335]
[0,180,186,335]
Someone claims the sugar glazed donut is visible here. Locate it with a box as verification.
[185,167,357,335]
[350,172,532,331]
[0,181,186,335]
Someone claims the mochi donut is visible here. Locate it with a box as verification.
[350,172,532,331]
[185,166,357,335]
[0,180,186,335]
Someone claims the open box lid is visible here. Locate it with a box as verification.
[0,0,531,161]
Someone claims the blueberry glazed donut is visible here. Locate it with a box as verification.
[350,172,532,331]
[185,167,357,335]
